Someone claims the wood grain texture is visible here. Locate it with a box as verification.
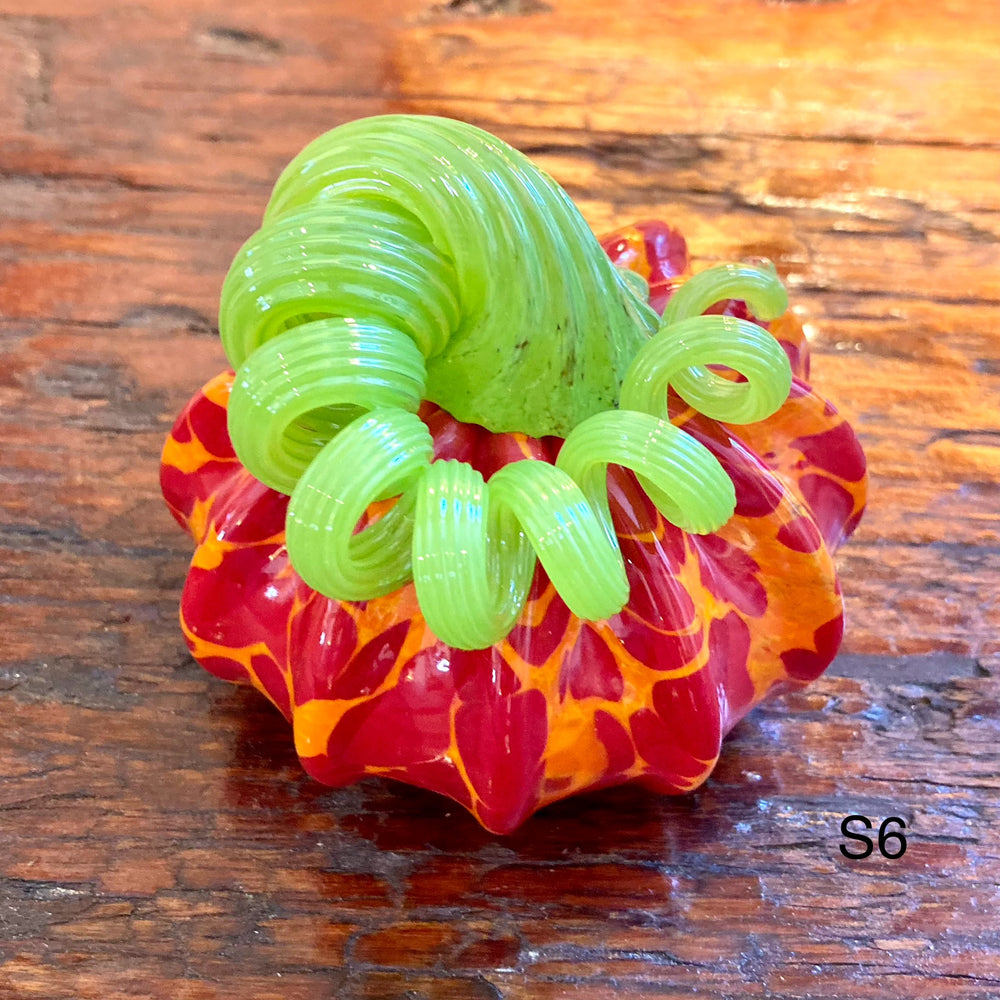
[1,0,999,996]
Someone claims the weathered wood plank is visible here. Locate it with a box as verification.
[2,676,999,998]
[394,0,1000,143]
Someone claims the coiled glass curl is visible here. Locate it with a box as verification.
[219,115,792,650]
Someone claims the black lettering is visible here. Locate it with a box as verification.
[878,816,907,859]
[840,814,874,859]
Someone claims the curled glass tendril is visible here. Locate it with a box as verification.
[219,115,793,650]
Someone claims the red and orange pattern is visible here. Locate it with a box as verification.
[162,221,866,833]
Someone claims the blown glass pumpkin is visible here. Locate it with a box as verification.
[161,116,866,833]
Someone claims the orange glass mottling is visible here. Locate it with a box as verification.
[162,221,867,834]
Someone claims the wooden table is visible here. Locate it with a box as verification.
[2,0,999,996]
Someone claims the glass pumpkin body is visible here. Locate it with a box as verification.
[162,220,866,834]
